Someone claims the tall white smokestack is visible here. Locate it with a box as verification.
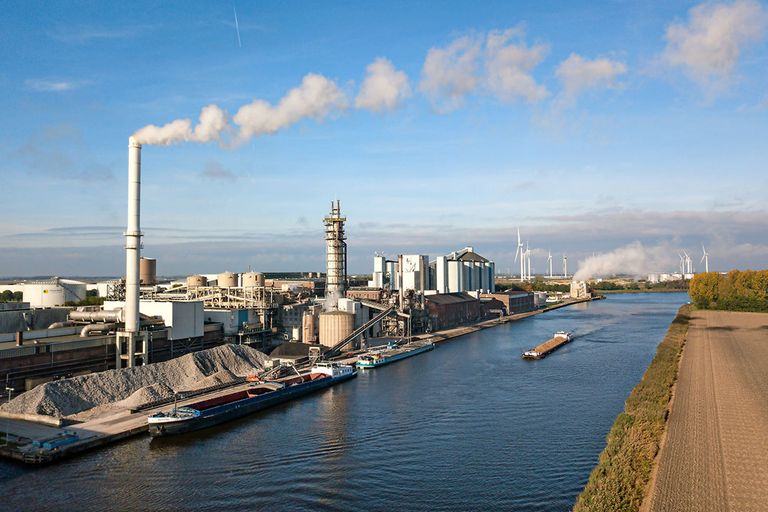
[125,137,142,335]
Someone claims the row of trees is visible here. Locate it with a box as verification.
[0,290,23,302]
[689,270,768,312]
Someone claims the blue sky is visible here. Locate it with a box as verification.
[1,0,767,277]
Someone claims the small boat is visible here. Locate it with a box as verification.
[356,340,434,369]
[147,362,356,437]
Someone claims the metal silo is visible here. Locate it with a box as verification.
[242,271,265,288]
[218,272,238,288]
[139,257,157,285]
[318,310,354,347]
[187,275,208,288]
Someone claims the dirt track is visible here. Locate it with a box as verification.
[645,310,768,512]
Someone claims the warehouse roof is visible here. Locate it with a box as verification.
[425,292,478,305]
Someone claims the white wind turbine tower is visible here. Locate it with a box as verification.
[683,250,693,274]
[562,254,568,279]
[514,228,525,282]
[525,241,532,280]
[547,250,553,278]
[701,245,710,273]
[678,252,686,274]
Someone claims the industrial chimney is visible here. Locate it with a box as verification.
[323,200,347,309]
[116,137,144,367]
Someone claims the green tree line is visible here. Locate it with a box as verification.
[689,270,768,312]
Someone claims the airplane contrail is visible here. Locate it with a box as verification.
[233,5,242,48]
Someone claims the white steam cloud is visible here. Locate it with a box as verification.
[573,241,673,281]
[661,0,767,93]
[132,104,229,146]
[132,74,347,146]
[233,73,347,144]
[355,57,412,112]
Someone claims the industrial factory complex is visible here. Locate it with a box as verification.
[0,138,580,399]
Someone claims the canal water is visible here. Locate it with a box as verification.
[0,293,687,511]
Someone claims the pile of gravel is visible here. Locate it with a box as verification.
[0,344,269,419]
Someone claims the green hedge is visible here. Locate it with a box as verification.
[573,305,690,512]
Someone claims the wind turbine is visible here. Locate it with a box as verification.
[525,241,532,280]
[562,254,568,278]
[547,249,553,278]
[683,250,693,274]
[514,228,525,282]
[701,245,710,273]
[678,252,685,274]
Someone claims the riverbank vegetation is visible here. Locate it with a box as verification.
[573,305,690,512]
[689,270,768,312]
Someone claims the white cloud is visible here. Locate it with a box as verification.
[661,0,767,93]
[554,53,627,108]
[355,58,412,112]
[25,79,84,92]
[484,27,549,103]
[419,35,482,111]
[419,27,549,110]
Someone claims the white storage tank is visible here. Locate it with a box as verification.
[318,310,354,348]
[242,271,265,288]
[187,275,208,288]
[22,280,66,307]
[218,272,238,288]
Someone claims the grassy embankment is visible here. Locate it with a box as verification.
[573,304,691,512]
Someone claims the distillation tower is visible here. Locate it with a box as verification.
[323,200,347,308]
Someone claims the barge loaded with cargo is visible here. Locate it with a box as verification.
[148,362,356,437]
[522,331,573,360]
[356,340,435,369]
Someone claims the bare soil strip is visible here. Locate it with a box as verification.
[645,310,768,512]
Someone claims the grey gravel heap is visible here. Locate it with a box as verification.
[0,344,269,419]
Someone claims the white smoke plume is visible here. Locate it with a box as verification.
[132,74,347,146]
[573,241,673,281]
[355,57,411,112]
[233,73,347,144]
[132,104,229,145]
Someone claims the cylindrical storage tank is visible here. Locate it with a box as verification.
[318,311,354,348]
[218,271,238,288]
[302,312,317,343]
[22,281,66,307]
[242,271,265,288]
[139,257,157,285]
[187,275,208,288]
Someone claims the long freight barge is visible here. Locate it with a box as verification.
[522,331,573,359]
[356,340,434,369]
[147,362,356,437]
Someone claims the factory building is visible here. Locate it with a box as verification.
[480,291,535,315]
[433,247,495,294]
[424,293,484,331]
[367,246,495,295]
